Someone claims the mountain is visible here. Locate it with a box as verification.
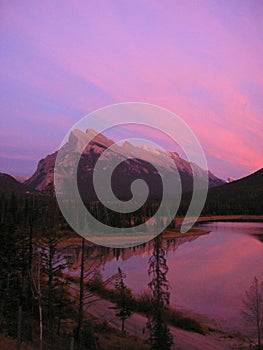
[203,168,263,214]
[25,128,225,199]
[227,177,236,183]
[0,173,33,194]
[12,175,30,183]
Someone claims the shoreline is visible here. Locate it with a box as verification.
[162,227,210,239]
[180,214,263,225]
[163,214,263,239]
[59,215,263,246]
[197,215,263,224]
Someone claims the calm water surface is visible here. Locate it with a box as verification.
[101,222,263,332]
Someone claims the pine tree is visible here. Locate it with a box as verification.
[146,234,173,350]
[38,202,73,349]
[113,267,133,332]
[0,194,31,348]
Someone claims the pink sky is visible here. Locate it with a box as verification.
[1,0,263,179]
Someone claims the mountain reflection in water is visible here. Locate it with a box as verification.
[63,222,263,333]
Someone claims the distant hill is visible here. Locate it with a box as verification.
[0,173,33,194]
[202,168,263,215]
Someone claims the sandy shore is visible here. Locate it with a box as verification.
[59,226,210,247]
[162,227,210,239]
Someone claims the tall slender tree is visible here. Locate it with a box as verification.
[146,233,173,350]
[113,267,133,332]
[30,252,43,350]
[36,199,73,349]
[76,237,85,350]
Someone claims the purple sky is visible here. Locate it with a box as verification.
[1,0,263,179]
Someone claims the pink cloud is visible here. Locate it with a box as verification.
[1,1,263,178]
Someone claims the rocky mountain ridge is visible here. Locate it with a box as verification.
[24,128,225,198]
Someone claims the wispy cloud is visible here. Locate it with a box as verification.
[1,0,263,178]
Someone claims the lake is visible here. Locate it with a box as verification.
[100,222,263,333]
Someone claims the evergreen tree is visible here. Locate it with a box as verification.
[0,194,32,348]
[146,234,173,350]
[113,267,133,332]
[38,202,73,349]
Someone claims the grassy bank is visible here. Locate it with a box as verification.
[94,318,149,350]
[0,317,149,350]
[0,334,35,350]
[88,279,206,335]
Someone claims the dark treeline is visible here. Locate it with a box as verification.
[1,180,257,349]
[0,192,176,349]
[179,189,263,216]
[0,192,106,349]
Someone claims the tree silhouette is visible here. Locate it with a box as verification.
[113,267,133,332]
[242,276,263,350]
[0,194,34,349]
[146,233,173,350]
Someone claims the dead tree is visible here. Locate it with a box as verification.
[242,276,263,350]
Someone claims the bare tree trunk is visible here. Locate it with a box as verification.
[242,277,263,350]
[257,315,261,350]
[70,336,74,350]
[256,283,261,350]
[37,256,43,350]
[77,237,85,350]
[57,317,61,336]
[121,318,124,332]
[39,303,43,350]
[30,252,43,350]
[16,304,22,350]
[17,270,24,350]
[28,221,33,341]
[47,241,54,350]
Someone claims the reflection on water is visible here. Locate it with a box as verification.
[100,222,263,332]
